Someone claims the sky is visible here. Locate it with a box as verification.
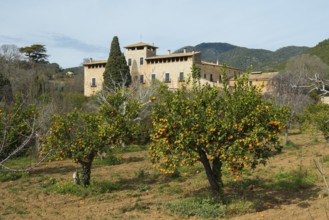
[1,0,329,68]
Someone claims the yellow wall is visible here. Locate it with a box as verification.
[84,60,106,96]
[83,42,242,96]
[228,72,278,94]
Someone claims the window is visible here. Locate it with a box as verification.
[91,78,96,87]
[140,57,144,65]
[151,74,156,81]
[128,58,132,66]
[165,73,170,82]
[179,72,184,82]
[140,75,144,83]
[210,74,213,82]
[204,74,206,79]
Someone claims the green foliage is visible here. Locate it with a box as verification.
[307,38,329,65]
[0,171,29,182]
[19,44,49,63]
[176,43,308,71]
[165,197,226,219]
[103,36,131,89]
[41,109,111,186]
[300,103,329,138]
[42,88,142,186]
[191,64,201,79]
[150,70,287,196]
[99,88,142,145]
[0,95,38,161]
[0,71,13,102]
[41,110,109,162]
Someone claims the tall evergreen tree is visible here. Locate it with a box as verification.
[19,44,49,63]
[103,36,131,90]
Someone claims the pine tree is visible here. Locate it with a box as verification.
[19,44,49,63]
[103,36,131,90]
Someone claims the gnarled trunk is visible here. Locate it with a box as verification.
[78,154,95,186]
[199,150,224,200]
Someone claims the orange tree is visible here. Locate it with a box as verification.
[41,89,142,186]
[98,88,142,146]
[41,110,109,186]
[300,103,329,138]
[1,95,38,162]
[149,73,287,198]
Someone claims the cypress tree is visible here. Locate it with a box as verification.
[103,36,131,90]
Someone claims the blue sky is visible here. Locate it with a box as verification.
[1,0,328,68]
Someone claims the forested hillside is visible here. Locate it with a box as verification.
[306,38,329,65]
[176,43,308,71]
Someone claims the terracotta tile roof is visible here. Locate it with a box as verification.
[124,42,158,48]
[83,60,107,66]
[249,72,279,80]
[201,61,242,71]
[146,51,200,60]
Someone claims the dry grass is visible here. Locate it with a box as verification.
[1,131,329,219]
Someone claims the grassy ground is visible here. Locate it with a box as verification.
[1,131,329,219]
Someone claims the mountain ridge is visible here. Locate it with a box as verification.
[175,43,309,71]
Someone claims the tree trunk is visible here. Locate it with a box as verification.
[284,120,291,146]
[212,157,224,190]
[199,151,223,200]
[79,154,94,187]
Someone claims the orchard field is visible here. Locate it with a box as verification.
[1,130,329,220]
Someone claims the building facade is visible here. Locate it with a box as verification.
[228,71,279,94]
[84,42,242,96]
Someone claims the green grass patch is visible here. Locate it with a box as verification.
[0,171,29,182]
[2,156,36,167]
[283,140,298,150]
[165,197,226,219]
[94,154,124,166]
[226,198,255,215]
[322,154,329,163]
[44,179,120,197]
[112,145,147,154]
[272,167,316,191]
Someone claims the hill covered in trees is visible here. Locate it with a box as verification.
[306,38,329,66]
[175,43,309,71]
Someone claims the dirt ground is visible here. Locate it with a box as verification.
[1,131,329,220]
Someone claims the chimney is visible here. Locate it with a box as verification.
[168,50,171,54]
[89,58,93,63]
[183,48,186,53]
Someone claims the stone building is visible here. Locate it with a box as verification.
[84,42,242,96]
[228,71,279,94]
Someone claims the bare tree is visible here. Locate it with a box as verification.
[0,44,22,61]
[272,54,329,144]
